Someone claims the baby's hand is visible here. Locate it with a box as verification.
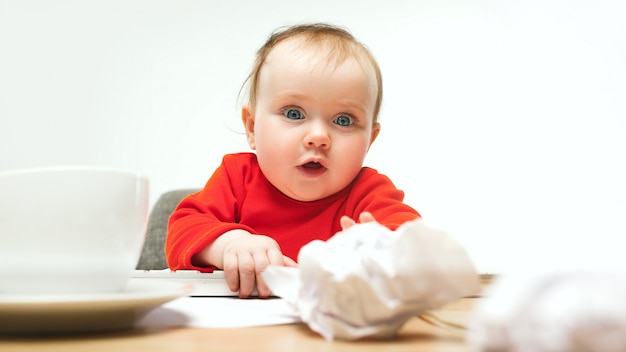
[219,230,296,298]
[340,211,376,230]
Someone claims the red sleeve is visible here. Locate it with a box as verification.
[165,154,256,272]
[346,168,421,230]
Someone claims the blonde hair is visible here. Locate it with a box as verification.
[241,23,383,124]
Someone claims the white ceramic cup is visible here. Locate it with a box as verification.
[0,166,149,294]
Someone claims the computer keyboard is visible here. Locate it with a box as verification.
[131,269,253,297]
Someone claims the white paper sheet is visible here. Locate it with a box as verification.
[137,296,301,329]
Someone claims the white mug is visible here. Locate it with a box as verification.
[0,166,149,294]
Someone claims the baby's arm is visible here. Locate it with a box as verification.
[191,229,297,298]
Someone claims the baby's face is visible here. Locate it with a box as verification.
[243,38,380,202]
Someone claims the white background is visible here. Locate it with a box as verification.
[2,0,625,274]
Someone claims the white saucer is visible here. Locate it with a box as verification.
[0,279,193,335]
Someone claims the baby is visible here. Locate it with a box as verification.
[166,23,420,298]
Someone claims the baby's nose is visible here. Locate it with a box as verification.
[304,122,331,149]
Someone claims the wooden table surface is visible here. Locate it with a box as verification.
[0,294,483,352]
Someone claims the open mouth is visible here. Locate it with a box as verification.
[302,161,323,169]
[298,161,327,177]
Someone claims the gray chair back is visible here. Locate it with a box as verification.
[136,188,200,270]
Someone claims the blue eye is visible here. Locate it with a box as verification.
[283,108,304,120]
[334,115,353,127]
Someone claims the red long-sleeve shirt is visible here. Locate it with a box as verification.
[166,153,420,272]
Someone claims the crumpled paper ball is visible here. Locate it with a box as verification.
[468,269,626,352]
[262,218,480,340]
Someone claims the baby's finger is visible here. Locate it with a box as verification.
[267,247,285,267]
[222,253,241,293]
[237,253,257,298]
[254,251,274,298]
[340,215,356,230]
[255,272,272,298]
[282,255,298,267]
[358,211,376,223]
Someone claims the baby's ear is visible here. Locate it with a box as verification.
[241,105,256,150]
[368,122,381,148]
